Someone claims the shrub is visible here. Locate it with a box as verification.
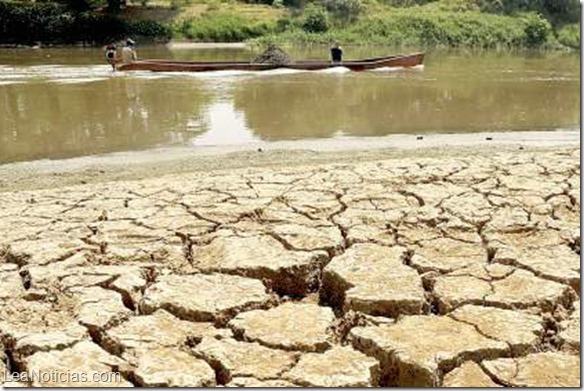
[384,0,435,6]
[275,16,294,32]
[0,2,73,43]
[347,8,547,47]
[557,23,580,49]
[302,4,329,33]
[128,19,172,40]
[321,0,364,25]
[176,12,275,41]
[520,12,551,47]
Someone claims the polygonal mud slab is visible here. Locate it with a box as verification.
[482,352,580,387]
[498,175,565,199]
[440,191,493,225]
[102,309,230,359]
[194,337,298,382]
[228,302,334,352]
[0,298,89,360]
[133,347,216,387]
[27,261,149,309]
[24,341,133,387]
[137,205,217,236]
[482,207,532,234]
[226,377,298,387]
[282,346,380,387]
[398,210,480,244]
[494,245,580,292]
[0,350,6,384]
[410,237,486,273]
[485,229,567,252]
[349,315,508,386]
[188,198,273,225]
[321,243,425,317]
[70,286,132,331]
[558,300,580,353]
[449,305,544,355]
[433,265,574,313]
[400,182,469,208]
[279,189,342,221]
[140,273,272,323]
[190,235,328,296]
[332,208,402,247]
[89,221,185,265]
[267,223,344,253]
[0,264,26,300]
[442,361,500,387]
[3,239,90,267]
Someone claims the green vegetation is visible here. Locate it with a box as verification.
[255,7,554,48]
[175,11,276,41]
[557,23,580,50]
[0,0,170,44]
[0,0,579,48]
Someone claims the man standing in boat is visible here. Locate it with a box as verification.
[105,43,117,71]
[122,38,138,65]
[330,42,343,64]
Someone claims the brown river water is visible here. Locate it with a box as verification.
[0,46,579,164]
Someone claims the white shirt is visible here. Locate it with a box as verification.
[122,47,137,64]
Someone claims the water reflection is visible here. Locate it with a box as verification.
[0,77,210,162]
[191,101,260,146]
[0,48,579,164]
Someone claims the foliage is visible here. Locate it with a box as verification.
[0,2,72,43]
[301,4,329,33]
[557,23,580,49]
[175,11,275,41]
[435,0,580,26]
[0,1,170,43]
[383,0,435,6]
[520,12,551,47]
[0,0,577,48]
[320,0,364,25]
[128,19,172,39]
[255,7,553,47]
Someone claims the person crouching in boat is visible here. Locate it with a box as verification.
[122,38,138,65]
[105,43,117,71]
[330,42,343,64]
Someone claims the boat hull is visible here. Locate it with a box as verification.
[117,53,424,72]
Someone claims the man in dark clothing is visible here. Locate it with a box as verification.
[330,42,343,63]
[105,44,117,71]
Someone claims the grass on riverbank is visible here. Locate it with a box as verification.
[252,8,554,48]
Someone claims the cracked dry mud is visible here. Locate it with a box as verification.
[0,147,580,387]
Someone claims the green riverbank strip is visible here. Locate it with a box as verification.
[0,0,580,49]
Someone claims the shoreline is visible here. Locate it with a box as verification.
[0,130,579,193]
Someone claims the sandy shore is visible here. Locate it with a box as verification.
[0,141,579,387]
[0,129,579,193]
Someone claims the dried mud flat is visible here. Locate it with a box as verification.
[0,146,580,387]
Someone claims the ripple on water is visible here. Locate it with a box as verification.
[0,63,423,84]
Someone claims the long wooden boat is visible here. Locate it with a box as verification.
[117,52,424,72]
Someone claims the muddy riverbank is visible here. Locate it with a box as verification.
[0,130,579,193]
